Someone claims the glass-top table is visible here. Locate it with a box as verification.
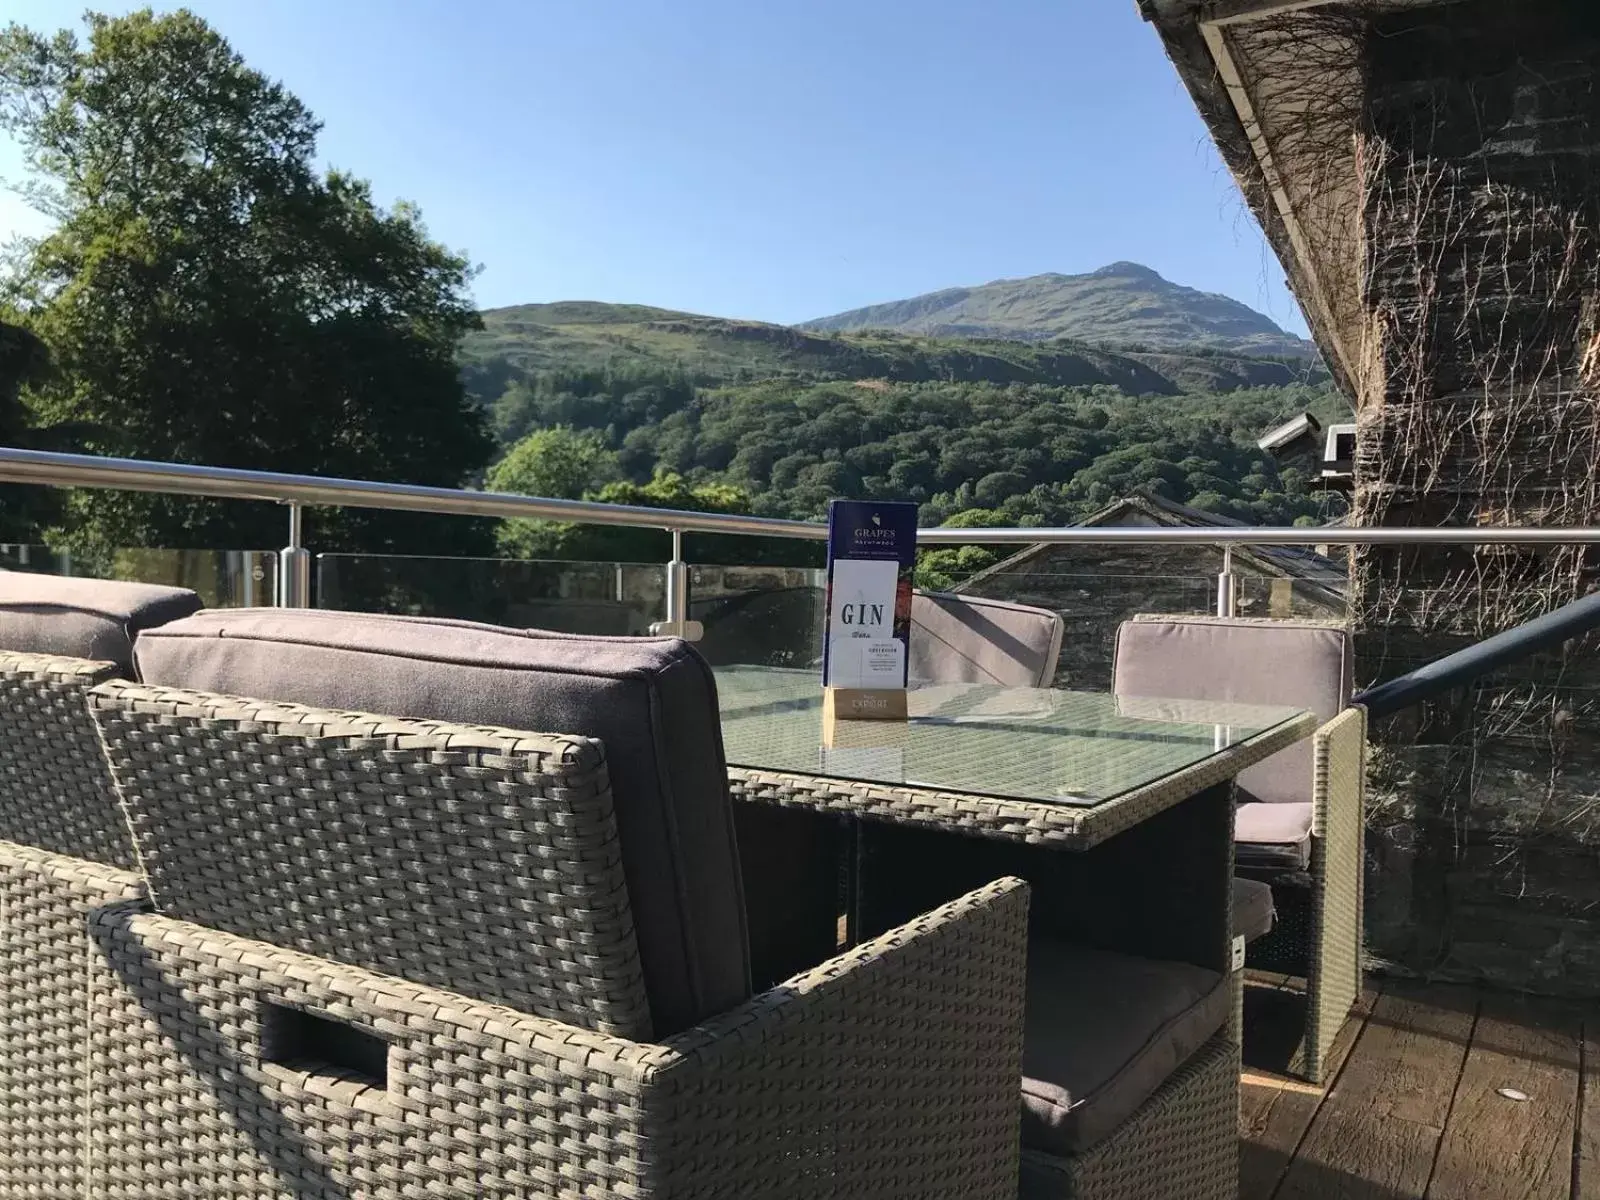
[715,664,1312,811]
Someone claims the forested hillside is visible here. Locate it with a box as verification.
[463,300,1350,569]
[460,301,1320,398]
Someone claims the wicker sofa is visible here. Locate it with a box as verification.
[73,608,1032,1198]
[1114,614,1366,1082]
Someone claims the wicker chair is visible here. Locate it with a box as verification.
[90,614,1036,1196]
[1229,876,1275,1039]
[0,576,201,1196]
[85,681,1031,1198]
[87,878,1027,1199]
[1113,614,1366,1083]
[1019,1033,1239,1199]
[0,653,146,1199]
[911,591,1066,688]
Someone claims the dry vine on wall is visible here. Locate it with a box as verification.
[1234,0,1600,983]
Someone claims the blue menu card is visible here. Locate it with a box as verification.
[822,500,919,691]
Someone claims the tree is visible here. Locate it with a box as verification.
[487,426,619,502]
[0,9,494,556]
[574,471,806,566]
[914,508,1004,590]
[0,318,54,539]
[488,426,620,558]
[0,321,45,444]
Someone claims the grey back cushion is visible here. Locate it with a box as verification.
[0,572,202,674]
[133,608,750,1035]
[911,592,1066,689]
[1112,616,1352,805]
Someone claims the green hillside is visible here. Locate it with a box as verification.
[459,292,1348,579]
[801,262,1315,358]
[459,299,1325,412]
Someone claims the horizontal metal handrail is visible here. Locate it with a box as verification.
[1354,589,1600,719]
[920,526,1600,546]
[6,446,1600,547]
[0,448,825,539]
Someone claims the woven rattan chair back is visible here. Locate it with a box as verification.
[0,651,138,868]
[90,680,654,1040]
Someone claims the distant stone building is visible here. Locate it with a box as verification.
[954,492,1346,690]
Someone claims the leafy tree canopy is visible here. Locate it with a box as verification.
[486,426,618,503]
[0,8,493,555]
[0,318,52,539]
[489,422,800,565]
[478,366,1347,589]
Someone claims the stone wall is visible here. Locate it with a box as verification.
[1356,0,1600,995]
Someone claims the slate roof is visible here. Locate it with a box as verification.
[955,490,1348,603]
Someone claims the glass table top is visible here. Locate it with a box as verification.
[714,665,1309,807]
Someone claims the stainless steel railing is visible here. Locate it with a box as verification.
[8,446,1600,628]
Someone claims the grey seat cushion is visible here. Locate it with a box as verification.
[0,572,202,674]
[1113,616,1351,813]
[133,608,750,1035]
[1233,876,1276,942]
[911,592,1065,688]
[1235,801,1314,870]
[1021,940,1229,1155]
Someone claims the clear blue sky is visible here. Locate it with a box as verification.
[0,0,1310,336]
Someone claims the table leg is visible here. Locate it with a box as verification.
[846,815,864,949]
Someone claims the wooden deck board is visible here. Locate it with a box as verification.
[1240,979,1592,1200]
[1239,982,1377,1200]
[1580,1025,1597,1200]
[1427,992,1583,1200]
[1275,982,1476,1200]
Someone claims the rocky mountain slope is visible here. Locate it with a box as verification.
[799,261,1314,358]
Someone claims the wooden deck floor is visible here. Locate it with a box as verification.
[1239,974,1596,1199]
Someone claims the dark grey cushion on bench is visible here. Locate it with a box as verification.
[1233,876,1276,943]
[133,608,750,1036]
[0,572,201,674]
[1020,940,1229,1155]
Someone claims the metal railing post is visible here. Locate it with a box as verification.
[277,502,310,608]
[1216,545,1237,617]
[650,528,702,640]
[667,528,687,628]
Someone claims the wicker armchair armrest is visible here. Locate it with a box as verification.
[1311,706,1366,841]
[0,842,145,1196]
[87,876,1029,1199]
[640,873,1030,1198]
[1304,704,1366,1081]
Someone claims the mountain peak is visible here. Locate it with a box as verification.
[800,265,1313,358]
[1092,261,1164,281]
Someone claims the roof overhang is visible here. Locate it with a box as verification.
[1139,0,1465,404]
